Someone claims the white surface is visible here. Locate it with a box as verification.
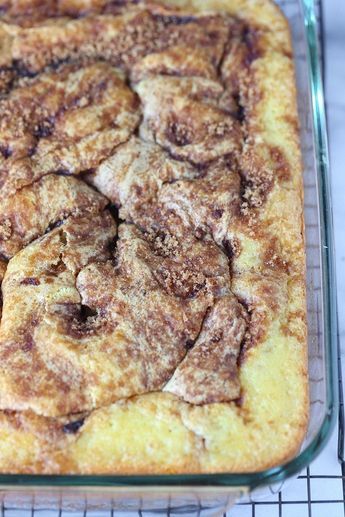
[326,0,345,350]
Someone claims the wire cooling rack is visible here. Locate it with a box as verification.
[0,1,343,516]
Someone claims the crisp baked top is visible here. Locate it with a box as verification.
[0,0,308,474]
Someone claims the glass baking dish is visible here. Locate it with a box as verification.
[0,0,338,514]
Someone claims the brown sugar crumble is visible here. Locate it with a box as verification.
[0,0,294,412]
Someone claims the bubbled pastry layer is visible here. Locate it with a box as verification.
[0,0,308,474]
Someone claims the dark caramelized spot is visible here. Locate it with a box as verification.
[243,27,261,65]
[20,277,40,286]
[80,304,97,321]
[107,204,122,225]
[153,14,197,26]
[105,0,140,7]
[166,121,193,147]
[234,394,244,407]
[33,119,55,138]
[233,94,245,122]
[212,209,223,219]
[27,145,37,157]
[45,220,64,233]
[0,145,12,159]
[12,59,37,78]
[222,239,234,259]
[185,338,195,350]
[22,337,35,353]
[63,418,85,434]
[55,168,72,176]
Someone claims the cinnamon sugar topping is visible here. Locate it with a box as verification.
[0,0,293,418]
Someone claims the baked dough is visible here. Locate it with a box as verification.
[0,0,307,474]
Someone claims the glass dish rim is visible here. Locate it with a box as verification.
[0,0,338,491]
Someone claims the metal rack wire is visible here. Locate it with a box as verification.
[0,1,343,516]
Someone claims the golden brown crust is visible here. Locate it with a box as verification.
[0,174,108,258]
[0,213,116,413]
[86,136,198,222]
[136,77,242,164]
[0,217,235,417]
[0,62,140,196]
[164,296,248,404]
[0,0,307,474]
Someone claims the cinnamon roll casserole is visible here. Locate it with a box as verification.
[0,0,307,473]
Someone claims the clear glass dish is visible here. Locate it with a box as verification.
[0,0,338,514]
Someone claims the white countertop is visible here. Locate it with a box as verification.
[326,0,345,349]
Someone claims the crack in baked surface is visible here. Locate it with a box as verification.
[0,0,308,474]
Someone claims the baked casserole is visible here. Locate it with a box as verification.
[0,0,308,474]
